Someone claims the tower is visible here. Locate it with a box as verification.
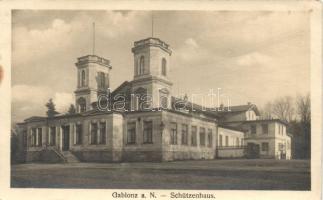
[131,37,172,110]
[74,55,112,113]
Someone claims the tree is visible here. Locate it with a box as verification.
[263,96,295,122]
[296,93,311,159]
[11,129,19,164]
[45,98,59,117]
[297,93,311,124]
[67,104,76,114]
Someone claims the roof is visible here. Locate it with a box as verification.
[218,124,245,132]
[215,104,260,115]
[223,119,289,126]
[170,96,221,118]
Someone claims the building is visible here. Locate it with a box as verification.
[15,37,292,163]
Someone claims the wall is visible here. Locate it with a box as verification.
[161,111,217,161]
[216,127,245,158]
[217,148,245,158]
[122,111,163,162]
[217,127,244,147]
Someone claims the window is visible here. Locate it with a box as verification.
[37,128,42,146]
[78,97,86,113]
[139,56,145,75]
[225,135,229,147]
[236,138,240,147]
[90,123,98,145]
[75,124,82,145]
[99,122,106,144]
[81,70,86,87]
[241,138,244,146]
[219,134,223,147]
[160,94,168,109]
[161,58,167,76]
[127,122,136,144]
[49,126,56,146]
[262,124,268,134]
[98,72,106,89]
[181,124,188,145]
[278,143,284,151]
[251,125,256,134]
[207,129,213,147]
[143,121,153,143]
[170,123,177,145]
[262,142,269,151]
[31,128,37,147]
[200,127,206,146]
[191,126,197,146]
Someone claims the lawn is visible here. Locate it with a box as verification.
[11,159,310,190]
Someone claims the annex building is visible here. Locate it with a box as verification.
[16,37,292,163]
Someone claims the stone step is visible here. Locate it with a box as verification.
[61,151,80,163]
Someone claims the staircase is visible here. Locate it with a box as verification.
[60,151,80,163]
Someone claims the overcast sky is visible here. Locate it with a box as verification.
[12,10,310,122]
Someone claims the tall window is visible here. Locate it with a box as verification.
[127,122,136,144]
[262,142,269,151]
[98,72,106,89]
[49,126,56,146]
[81,70,86,87]
[99,122,106,144]
[78,97,86,113]
[251,125,256,134]
[90,123,98,145]
[207,129,213,147]
[37,128,42,147]
[31,128,37,147]
[219,134,223,147]
[191,126,197,146]
[160,94,168,109]
[225,135,229,147]
[143,121,153,143]
[200,127,206,146]
[161,58,167,76]
[170,122,177,145]
[181,124,188,145]
[139,56,145,75]
[262,124,268,134]
[75,124,82,145]
[236,138,240,147]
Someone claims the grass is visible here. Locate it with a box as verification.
[11,159,310,190]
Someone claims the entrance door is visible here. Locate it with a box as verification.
[62,125,70,151]
[246,143,260,159]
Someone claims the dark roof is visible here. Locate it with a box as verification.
[170,96,221,118]
[24,116,47,122]
[215,104,260,115]
[218,124,245,132]
[111,80,132,95]
[223,119,289,126]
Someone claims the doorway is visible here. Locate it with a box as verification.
[246,143,260,159]
[62,125,70,151]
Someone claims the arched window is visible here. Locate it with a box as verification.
[162,58,167,76]
[78,97,86,112]
[81,70,86,87]
[139,56,145,75]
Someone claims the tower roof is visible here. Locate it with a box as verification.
[132,37,172,55]
[75,55,112,69]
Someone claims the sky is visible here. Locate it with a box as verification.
[12,10,310,123]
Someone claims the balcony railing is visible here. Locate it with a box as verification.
[134,38,170,49]
[77,55,110,66]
